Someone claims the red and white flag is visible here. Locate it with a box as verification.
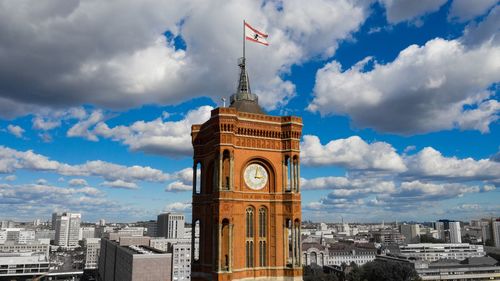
[245,22,269,46]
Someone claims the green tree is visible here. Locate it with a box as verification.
[358,261,421,281]
[303,264,339,281]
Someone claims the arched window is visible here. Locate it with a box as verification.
[258,207,267,267]
[246,207,254,268]
[194,162,201,194]
[259,241,266,267]
[246,208,254,238]
[246,241,254,268]
[293,156,299,192]
[259,208,267,238]
[221,218,230,271]
[193,220,200,262]
[284,156,291,192]
[222,150,231,190]
[311,252,317,264]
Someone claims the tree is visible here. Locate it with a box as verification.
[358,261,421,281]
[303,264,339,281]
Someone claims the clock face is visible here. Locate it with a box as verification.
[244,163,268,190]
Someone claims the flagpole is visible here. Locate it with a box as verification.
[243,19,246,61]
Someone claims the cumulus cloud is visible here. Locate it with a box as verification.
[101,180,138,189]
[404,147,500,181]
[165,167,196,192]
[0,145,169,183]
[309,38,500,135]
[6,124,25,138]
[3,175,16,181]
[68,178,88,187]
[0,182,144,221]
[163,201,191,213]
[0,0,370,118]
[32,107,87,131]
[93,106,212,156]
[304,177,493,217]
[448,0,498,22]
[301,135,407,172]
[378,0,447,24]
[67,110,105,141]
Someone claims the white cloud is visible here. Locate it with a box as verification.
[4,175,16,181]
[309,38,500,135]
[36,178,48,185]
[101,180,138,189]
[0,0,370,117]
[378,0,447,24]
[165,181,191,192]
[301,135,407,172]
[32,107,87,131]
[7,125,25,138]
[68,178,88,187]
[67,110,105,141]
[448,0,498,22]
[404,147,500,181]
[0,145,170,183]
[163,201,191,213]
[93,106,212,156]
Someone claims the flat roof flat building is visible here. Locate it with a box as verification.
[98,238,172,281]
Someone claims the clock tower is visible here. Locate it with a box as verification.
[191,58,303,281]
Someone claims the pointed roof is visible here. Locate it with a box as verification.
[229,57,265,114]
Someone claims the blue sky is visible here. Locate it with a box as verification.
[0,0,498,223]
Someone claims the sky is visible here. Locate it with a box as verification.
[0,0,499,223]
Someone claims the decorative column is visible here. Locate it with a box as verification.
[218,153,223,191]
[217,223,222,271]
[229,153,234,190]
[229,224,234,271]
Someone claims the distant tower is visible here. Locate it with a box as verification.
[55,212,81,247]
[191,57,303,280]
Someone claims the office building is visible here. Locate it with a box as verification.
[435,221,445,240]
[98,238,172,281]
[372,229,405,244]
[449,221,462,243]
[84,238,101,269]
[146,220,158,237]
[0,241,50,257]
[157,213,185,239]
[4,229,35,244]
[0,220,15,229]
[400,224,420,244]
[493,220,500,248]
[399,243,485,261]
[54,212,81,247]
[81,226,96,240]
[51,212,60,230]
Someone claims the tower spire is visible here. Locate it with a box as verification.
[229,57,264,114]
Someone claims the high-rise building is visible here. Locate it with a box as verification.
[435,221,445,240]
[98,219,106,226]
[157,213,184,239]
[190,57,303,280]
[146,220,158,237]
[493,220,500,248]
[54,212,81,247]
[400,224,420,244]
[449,221,462,243]
[84,238,101,269]
[51,212,60,230]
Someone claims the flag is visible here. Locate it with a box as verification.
[245,22,269,46]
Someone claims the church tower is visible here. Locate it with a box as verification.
[191,58,303,281]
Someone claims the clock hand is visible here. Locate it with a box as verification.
[255,167,263,179]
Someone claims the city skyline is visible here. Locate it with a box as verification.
[0,1,499,223]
